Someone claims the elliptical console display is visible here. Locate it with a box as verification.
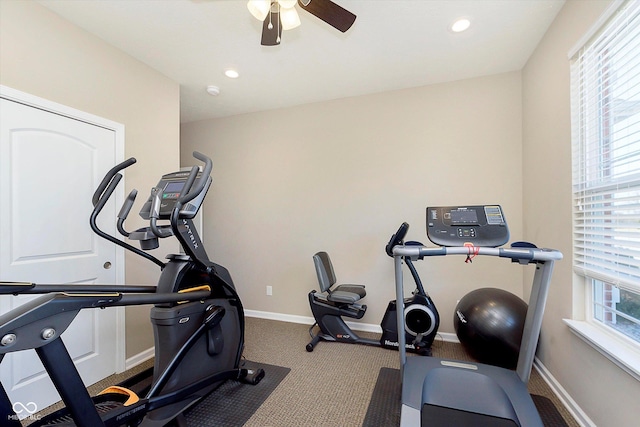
[139,170,211,220]
[427,205,509,247]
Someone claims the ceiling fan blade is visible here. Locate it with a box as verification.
[261,10,282,46]
[298,0,356,33]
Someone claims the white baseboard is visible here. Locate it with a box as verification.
[434,331,460,343]
[244,309,315,326]
[533,357,594,427]
[124,311,457,369]
[244,309,460,342]
[124,347,154,372]
[244,309,391,334]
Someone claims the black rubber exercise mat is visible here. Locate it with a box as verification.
[185,362,290,427]
[531,395,570,427]
[362,367,569,427]
[362,367,402,427]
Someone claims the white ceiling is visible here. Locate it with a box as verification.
[37,0,565,123]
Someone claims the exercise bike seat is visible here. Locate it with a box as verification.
[313,252,366,305]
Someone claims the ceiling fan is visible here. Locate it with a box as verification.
[247,0,357,46]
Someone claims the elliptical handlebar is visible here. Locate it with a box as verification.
[90,157,165,268]
[149,187,173,238]
[117,189,138,237]
[177,151,213,207]
[92,157,136,208]
[90,152,214,267]
[168,152,214,269]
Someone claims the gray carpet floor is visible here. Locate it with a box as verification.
[240,318,580,427]
[26,317,579,427]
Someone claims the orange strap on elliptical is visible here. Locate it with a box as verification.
[98,386,140,406]
[176,284,211,304]
[178,285,211,293]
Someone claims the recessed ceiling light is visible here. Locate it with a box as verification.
[451,18,471,33]
[224,69,239,79]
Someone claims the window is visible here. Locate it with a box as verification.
[571,0,640,355]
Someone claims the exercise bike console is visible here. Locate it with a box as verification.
[427,205,508,247]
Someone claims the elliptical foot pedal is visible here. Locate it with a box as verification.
[32,387,144,426]
[239,367,265,385]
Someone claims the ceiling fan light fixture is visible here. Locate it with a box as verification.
[278,0,298,9]
[281,7,301,30]
[254,0,356,45]
[247,0,270,22]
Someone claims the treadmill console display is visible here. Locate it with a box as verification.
[426,205,509,247]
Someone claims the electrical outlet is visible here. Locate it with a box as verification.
[266,286,272,296]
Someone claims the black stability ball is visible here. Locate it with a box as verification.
[453,287,528,369]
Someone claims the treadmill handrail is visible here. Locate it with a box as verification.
[392,243,562,385]
[392,245,563,262]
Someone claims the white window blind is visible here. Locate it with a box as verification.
[571,0,640,294]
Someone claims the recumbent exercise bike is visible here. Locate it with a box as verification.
[306,223,440,356]
[0,151,263,427]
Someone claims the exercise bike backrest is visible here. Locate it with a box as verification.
[90,151,213,271]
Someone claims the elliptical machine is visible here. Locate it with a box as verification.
[0,151,264,427]
[306,223,440,355]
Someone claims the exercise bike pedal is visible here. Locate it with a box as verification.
[414,344,433,357]
[239,367,265,385]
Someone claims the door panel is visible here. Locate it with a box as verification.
[0,95,123,414]
[10,131,94,262]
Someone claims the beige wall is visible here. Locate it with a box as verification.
[0,0,180,358]
[5,0,637,424]
[183,2,640,425]
[181,71,524,332]
[523,1,640,426]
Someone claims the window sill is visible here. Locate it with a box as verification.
[564,319,640,381]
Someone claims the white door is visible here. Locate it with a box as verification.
[0,89,125,416]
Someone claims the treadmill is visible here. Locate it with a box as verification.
[389,205,562,426]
